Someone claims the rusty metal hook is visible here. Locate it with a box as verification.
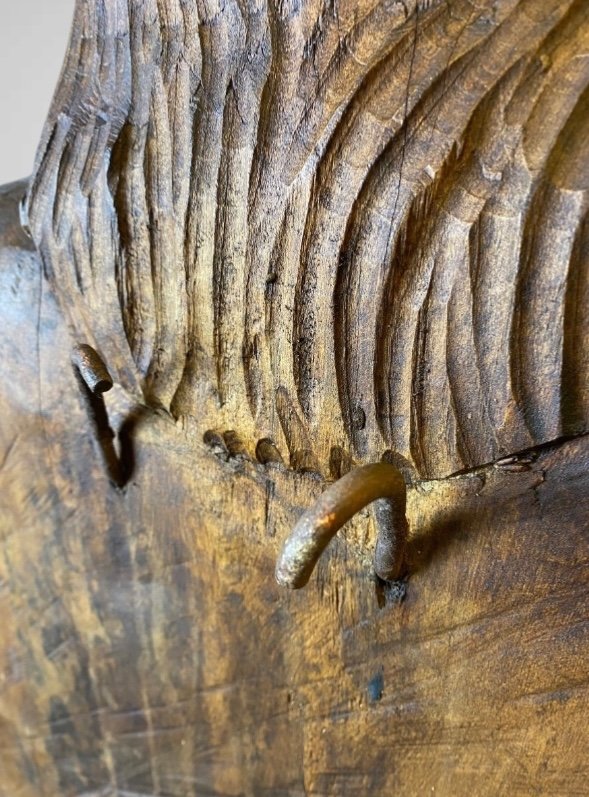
[275,462,409,589]
[71,344,113,394]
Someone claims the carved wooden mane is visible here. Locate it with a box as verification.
[25,0,588,478]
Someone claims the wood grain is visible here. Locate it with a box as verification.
[0,178,588,793]
[0,0,588,793]
[24,0,589,479]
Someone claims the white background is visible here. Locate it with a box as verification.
[0,0,74,184]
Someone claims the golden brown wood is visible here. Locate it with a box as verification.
[1,0,588,793]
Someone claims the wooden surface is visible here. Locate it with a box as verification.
[1,0,588,793]
[25,0,589,479]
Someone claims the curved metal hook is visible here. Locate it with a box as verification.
[275,462,409,589]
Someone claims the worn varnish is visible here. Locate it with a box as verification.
[1,0,588,794]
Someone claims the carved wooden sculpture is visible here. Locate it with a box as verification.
[0,0,588,793]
